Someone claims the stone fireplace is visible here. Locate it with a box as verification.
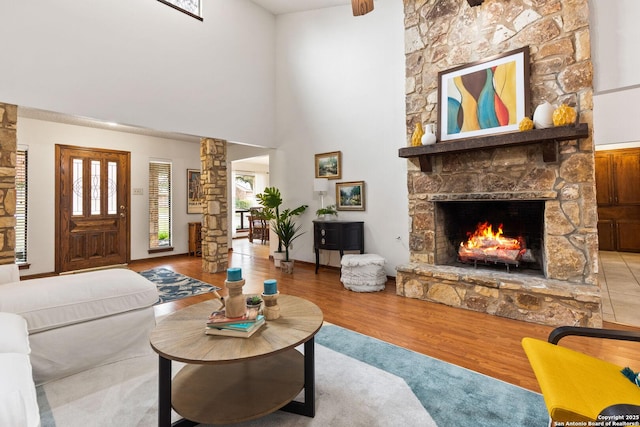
[396,0,601,327]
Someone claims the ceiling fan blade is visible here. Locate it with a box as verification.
[352,0,374,16]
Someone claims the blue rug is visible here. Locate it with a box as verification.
[315,324,548,427]
[138,267,221,304]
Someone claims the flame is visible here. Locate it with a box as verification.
[461,222,521,250]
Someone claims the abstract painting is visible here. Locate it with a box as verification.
[437,47,530,141]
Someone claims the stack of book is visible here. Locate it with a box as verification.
[205,307,265,338]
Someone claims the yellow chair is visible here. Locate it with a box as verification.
[522,327,640,425]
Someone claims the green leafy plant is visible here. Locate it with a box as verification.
[256,187,307,253]
[235,199,251,210]
[272,215,305,261]
[246,295,262,306]
[315,204,338,217]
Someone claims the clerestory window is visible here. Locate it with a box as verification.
[157,0,202,21]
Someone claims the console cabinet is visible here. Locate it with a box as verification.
[313,220,364,273]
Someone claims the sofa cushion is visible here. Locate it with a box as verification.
[0,312,31,354]
[0,268,158,333]
[0,353,40,427]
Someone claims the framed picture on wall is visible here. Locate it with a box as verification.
[437,46,530,141]
[315,151,342,179]
[187,169,203,214]
[336,181,365,211]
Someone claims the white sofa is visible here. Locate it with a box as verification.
[0,265,159,385]
[0,312,40,427]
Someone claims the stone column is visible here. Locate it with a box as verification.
[0,103,17,265]
[200,137,228,273]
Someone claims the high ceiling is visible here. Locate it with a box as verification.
[250,0,351,15]
[18,1,356,142]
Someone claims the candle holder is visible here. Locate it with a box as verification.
[261,291,280,320]
[224,279,246,318]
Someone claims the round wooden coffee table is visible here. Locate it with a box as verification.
[150,294,323,426]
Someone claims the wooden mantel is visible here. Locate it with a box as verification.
[398,123,589,172]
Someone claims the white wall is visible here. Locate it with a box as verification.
[0,0,276,147]
[18,117,201,275]
[272,1,408,275]
[590,0,640,148]
[590,0,640,93]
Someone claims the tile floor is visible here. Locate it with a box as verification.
[599,251,640,327]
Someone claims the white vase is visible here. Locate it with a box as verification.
[533,102,555,129]
[421,124,437,145]
[273,251,286,267]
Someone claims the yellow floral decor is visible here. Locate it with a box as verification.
[518,117,534,131]
[552,104,577,126]
[411,122,424,146]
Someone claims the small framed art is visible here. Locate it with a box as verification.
[336,181,365,211]
[187,169,203,214]
[315,151,342,180]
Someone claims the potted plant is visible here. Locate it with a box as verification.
[272,214,305,273]
[246,295,263,310]
[256,187,307,267]
[315,204,338,220]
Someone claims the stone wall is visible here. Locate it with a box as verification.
[200,137,228,273]
[0,103,17,265]
[398,0,600,326]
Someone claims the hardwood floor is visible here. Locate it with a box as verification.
[130,245,640,394]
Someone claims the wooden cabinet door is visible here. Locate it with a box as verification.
[594,153,613,206]
[616,220,640,252]
[613,151,640,205]
[597,219,616,251]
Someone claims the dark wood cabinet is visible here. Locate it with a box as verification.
[313,220,364,273]
[595,149,640,252]
[188,222,202,256]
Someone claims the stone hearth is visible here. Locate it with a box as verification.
[398,0,601,327]
[397,264,600,326]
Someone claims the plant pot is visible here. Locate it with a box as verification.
[246,303,262,312]
[273,251,286,267]
[281,260,295,274]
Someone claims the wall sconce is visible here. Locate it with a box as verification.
[352,0,374,16]
[467,0,484,6]
[314,178,329,208]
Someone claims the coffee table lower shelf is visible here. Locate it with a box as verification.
[171,348,305,425]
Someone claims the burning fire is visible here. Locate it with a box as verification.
[461,222,521,250]
[459,222,525,265]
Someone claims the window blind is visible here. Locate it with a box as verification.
[149,161,172,248]
[15,148,28,264]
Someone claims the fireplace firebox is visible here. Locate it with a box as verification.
[435,201,544,274]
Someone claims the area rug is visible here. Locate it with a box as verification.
[138,267,221,304]
[37,324,547,427]
[316,324,548,427]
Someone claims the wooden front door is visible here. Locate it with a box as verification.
[55,145,131,273]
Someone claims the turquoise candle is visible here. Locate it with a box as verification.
[264,279,277,295]
[227,268,242,282]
